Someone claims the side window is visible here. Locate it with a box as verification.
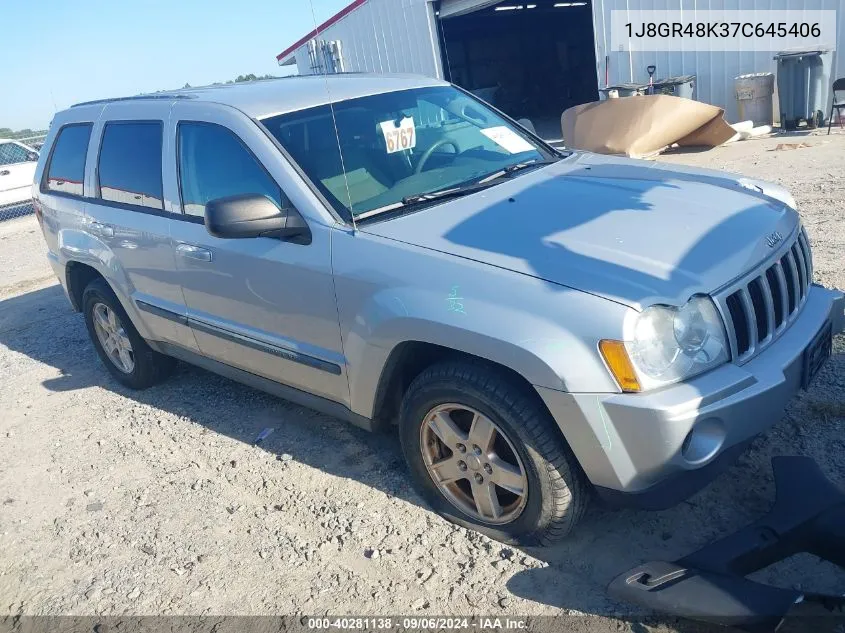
[178,122,282,217]
[0,143,31,166]
[45,124,92,196]
[97,121,163,210]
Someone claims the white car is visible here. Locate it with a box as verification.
[0,140,39,208]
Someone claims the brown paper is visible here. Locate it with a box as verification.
[561,95,737,158]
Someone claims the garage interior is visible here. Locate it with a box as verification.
[437,0,600,140]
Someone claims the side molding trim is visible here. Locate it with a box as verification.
[136,299,189,326]
[188,318,343,376]
[135,299,343,377]
[150,340,374,431]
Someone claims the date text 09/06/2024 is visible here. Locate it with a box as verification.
[306,617,528,630]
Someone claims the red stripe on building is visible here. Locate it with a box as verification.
[276,0,368,62]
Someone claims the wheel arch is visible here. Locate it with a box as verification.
[66,261,106,312]
[64,260,153,344]
[370,340,556,430]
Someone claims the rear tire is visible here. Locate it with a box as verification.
[82,278,175,389]
[399,360,588,545]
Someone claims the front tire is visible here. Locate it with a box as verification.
[82,278,175,389]
[399,361,588,545]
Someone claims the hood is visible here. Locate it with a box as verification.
[361,152,800,310]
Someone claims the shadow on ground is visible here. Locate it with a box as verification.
[1,283,843,623]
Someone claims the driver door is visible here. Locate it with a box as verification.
[166,102,349,406]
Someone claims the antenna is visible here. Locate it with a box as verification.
[308,0,357,232]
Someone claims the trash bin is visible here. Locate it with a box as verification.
[735,72,775,126]
[774,49,832,129]
[653,75,697,100]
[600,83,649,98]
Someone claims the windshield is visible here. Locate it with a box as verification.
[261,86,557,221]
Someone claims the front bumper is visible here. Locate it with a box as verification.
[536,284,845,509]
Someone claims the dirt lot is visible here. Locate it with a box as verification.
[1,131,844,630]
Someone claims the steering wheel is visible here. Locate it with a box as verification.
[415,140,460,174]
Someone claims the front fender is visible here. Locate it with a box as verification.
[334,230,630,418]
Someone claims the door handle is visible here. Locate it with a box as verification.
[90,221,114,238]
[0,170,9,176]
[176,243,212,262]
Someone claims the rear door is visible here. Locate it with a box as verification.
[87,101,197,351]
[0,141,38,206]
[167,102,348,405]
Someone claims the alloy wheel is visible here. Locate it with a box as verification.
[92,303,135,374]
[420,403,528,525]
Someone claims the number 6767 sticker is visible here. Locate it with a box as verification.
[379,117,417,154]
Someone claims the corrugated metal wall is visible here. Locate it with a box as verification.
[593,0,843,122]
[292,0,444,79]
[290,0,842,124]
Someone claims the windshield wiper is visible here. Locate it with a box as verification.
[357,159,559,221]
[356,181,498,221]
[401,180,497,206]
[402,159,558,205]
[478,158,558,184]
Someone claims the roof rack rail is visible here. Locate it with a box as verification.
[71,94,195,108]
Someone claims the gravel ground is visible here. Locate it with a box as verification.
[1,131,844,631]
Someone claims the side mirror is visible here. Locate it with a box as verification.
[26,152,39,162]
[204,194,310,242]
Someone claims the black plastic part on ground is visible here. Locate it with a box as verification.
[607,456,845,632]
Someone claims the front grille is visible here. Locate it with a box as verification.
[719,228,813,361]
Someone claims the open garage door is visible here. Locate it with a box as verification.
[438,0,599,141]
[439,0,502,19]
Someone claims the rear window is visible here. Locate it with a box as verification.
[45,124,92,196]
[97,121,164,210]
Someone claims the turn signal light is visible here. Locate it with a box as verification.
[599,340,641,393]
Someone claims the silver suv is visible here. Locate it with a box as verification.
[33,75,844,545]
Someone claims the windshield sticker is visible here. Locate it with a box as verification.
[379,117,417,154]
[480,126,534,154]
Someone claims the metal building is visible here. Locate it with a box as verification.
[277,0,843,133]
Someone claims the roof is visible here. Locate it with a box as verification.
[276,0,368,65]
[70,74,448,120]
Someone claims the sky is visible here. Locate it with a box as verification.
[2,0,352,131]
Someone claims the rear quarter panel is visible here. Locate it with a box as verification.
[34,106,105,299]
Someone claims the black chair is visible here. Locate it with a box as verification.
[828,77,845,135]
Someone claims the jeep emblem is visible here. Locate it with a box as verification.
[765,231,784,248]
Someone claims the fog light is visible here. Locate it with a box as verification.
[681,418,725,464]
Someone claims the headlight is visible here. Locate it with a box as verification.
[600,295,730,392]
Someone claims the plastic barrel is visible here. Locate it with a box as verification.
[600,83,648,98]
[653,75,697,100]
[774,50,831,129]
[735,73,775,126]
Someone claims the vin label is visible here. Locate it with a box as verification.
[611,10,836,52]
